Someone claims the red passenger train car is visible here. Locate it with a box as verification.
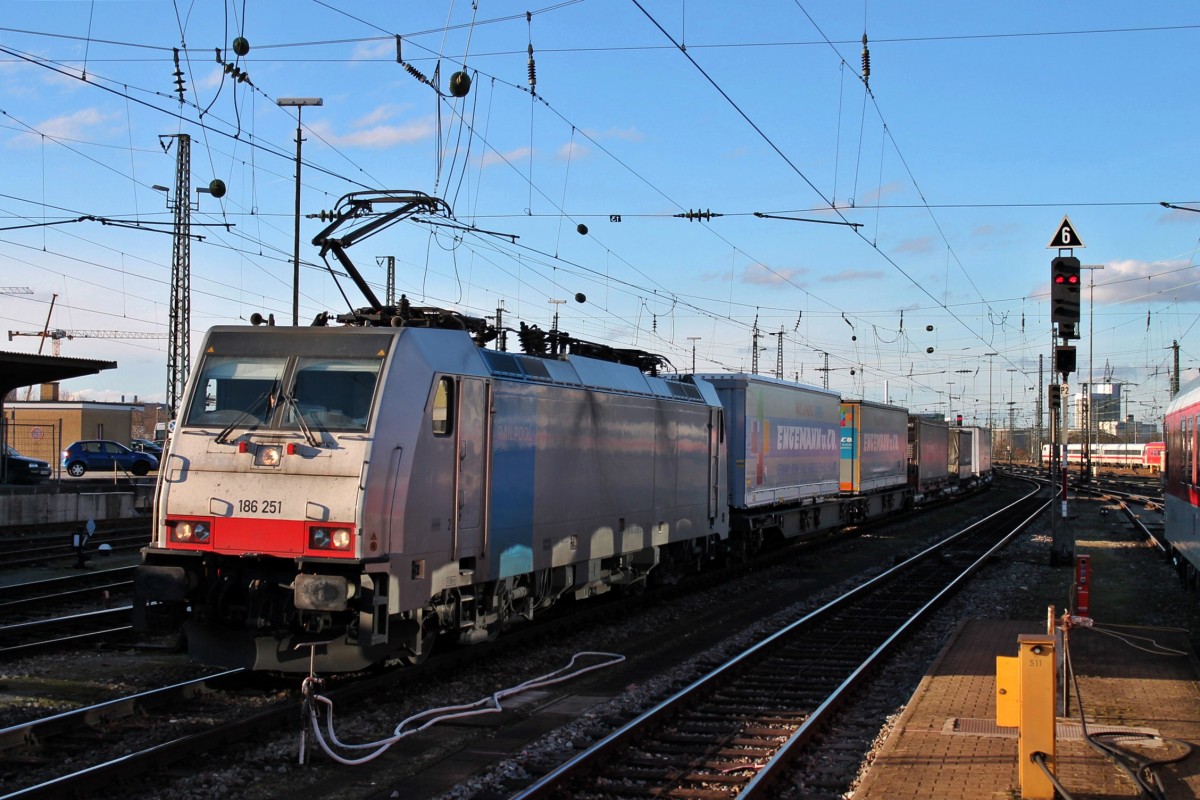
[1164,378,1200,585]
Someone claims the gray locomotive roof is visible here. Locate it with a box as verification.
[695,371,840,399]
[480,347,715,404]
[199,324,718,406]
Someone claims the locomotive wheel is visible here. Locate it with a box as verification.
[486,580,516,640]
[403,617,438,665]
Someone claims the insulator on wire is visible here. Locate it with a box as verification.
[404,62,430,86]
[172,48,186,101]
[861,33,871,87]
[527,44,537,91]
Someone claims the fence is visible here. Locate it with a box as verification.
[2,420,62,481]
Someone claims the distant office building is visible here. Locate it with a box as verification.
[1071,382,1123,434]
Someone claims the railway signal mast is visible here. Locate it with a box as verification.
[1048,216,1083,565]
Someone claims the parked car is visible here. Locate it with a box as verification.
[130,437,164,456]
[3,445,53,483]
[62,440,159,477]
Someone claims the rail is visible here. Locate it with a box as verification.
[511,480,1047,798]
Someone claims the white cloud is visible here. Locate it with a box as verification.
[8,108,117,147]
[556,140,590,161]
[307,115,436,148]
[820,269,886,283]
[743,262,808,286]
[1094,258,1200,305]
[480,147,532,168]
[894,236,936,254]
[194,66,225,92]
[350,40,394,62]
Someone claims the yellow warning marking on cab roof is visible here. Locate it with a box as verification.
[206,346,216,353]
[376,349,387,356]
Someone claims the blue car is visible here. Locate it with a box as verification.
[62,440,159,477]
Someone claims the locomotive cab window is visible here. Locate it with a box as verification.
[431,377,454,436]
[283,358,381,431]
[184,356,287,426]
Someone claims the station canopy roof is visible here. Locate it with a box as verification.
[0,350,117,399]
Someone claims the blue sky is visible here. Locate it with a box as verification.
[1,2,1197,430]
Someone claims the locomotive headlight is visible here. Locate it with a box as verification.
[170,520,211,544]
[331,528,352,550]
[308,525,354,552]
[254,444,283,467]
[172,522,194,542]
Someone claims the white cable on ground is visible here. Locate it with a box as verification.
[299,651,625,766]
[1086,624,1190,657]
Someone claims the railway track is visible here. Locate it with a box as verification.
[0,668,246,753]
[0,566,135,612]
[0,523,150,569]
[0,568,138,657]
[509,481,1046,799]
[0,606,134,657]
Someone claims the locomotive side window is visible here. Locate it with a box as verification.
[284,358,381,431]
[184,356,287,426]
[432,377,454,436]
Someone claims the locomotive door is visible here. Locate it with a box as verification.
[454,378,490,562]
[709,406,723,523]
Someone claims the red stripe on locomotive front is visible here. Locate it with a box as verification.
[214,517,307,554]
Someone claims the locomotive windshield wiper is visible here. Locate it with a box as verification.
[214,385,276,445]
[279,393,322,447]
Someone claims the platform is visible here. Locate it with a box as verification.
[852,617,1200,799]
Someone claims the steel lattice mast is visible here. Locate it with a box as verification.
[166,133,191,420]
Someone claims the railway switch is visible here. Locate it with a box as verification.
[996,633,1057,799]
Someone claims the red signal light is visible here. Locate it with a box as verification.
[1050,256,1081,326]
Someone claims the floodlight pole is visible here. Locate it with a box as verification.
[985,353,998,429]
[1081,264,1104,482]
[277,97,323,326]
[688,336,701,373]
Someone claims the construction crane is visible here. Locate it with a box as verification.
[8,328,167,357]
